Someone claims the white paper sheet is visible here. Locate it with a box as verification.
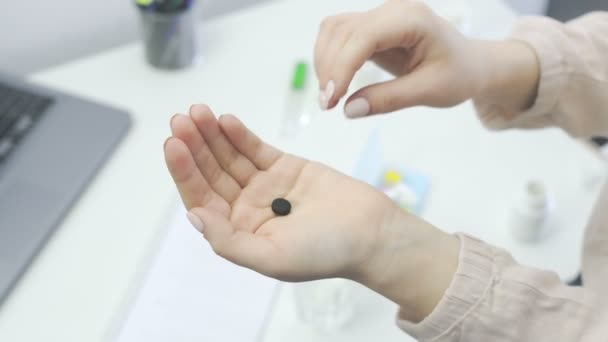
[114,204,278,342]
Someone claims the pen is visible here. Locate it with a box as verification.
[135,0,154,10]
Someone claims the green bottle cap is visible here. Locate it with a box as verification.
[291,62,308,91]
[136,0,154,5]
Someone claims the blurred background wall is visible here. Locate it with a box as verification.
[0,0,606,75]
[508,0,549,15]
[547,0,608,21]
[0,0,271,74]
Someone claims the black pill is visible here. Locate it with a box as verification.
[272,198,292,216]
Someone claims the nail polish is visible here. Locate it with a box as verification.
[319,91,328,110]
[186,212,205,234]
[324,80,335,106]
[344,98,371,118]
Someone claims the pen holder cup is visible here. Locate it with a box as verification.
[139,8,197,70]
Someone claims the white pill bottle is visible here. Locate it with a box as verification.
[509,180,551,243]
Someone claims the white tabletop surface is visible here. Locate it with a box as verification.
[0,1,604,341]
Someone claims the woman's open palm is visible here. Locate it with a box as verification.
[164,105,397,282]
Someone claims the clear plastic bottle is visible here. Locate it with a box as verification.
[292,279,360,331]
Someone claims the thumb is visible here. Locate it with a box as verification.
[187,208,280,276]
[343,70,433,118]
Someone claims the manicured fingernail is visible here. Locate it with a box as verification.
[319,91,328,110]
[187,212,205,233]
[345,98,370,118]
[324,80,335,105]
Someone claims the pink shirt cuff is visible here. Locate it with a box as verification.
[396,234,496,340]
[475,17,569,132]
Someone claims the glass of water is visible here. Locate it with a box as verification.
[292,278,360,331]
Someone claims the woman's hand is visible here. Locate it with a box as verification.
[315,0,540,119]
[165,104,401,282]
[164,104,460,322]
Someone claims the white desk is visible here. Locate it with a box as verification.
[0,1,603,341]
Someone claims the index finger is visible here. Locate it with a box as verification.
[314,13,357,89]
[322,1,431,109]
[164,137,230,215]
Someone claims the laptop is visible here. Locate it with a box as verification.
[0,73,131,305]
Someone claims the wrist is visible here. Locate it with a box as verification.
[473,39,541,113]
[354,207,460,323]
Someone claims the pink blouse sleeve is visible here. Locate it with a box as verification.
[397,13,608,341]
[396,234,608,341]
[475,12,608,138]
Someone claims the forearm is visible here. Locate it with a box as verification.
[355,209,460,323]
[357,208,608,341]
[473,13,608,137]
[473,40,541,117]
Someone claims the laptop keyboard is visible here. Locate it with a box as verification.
[0,82,53,162]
